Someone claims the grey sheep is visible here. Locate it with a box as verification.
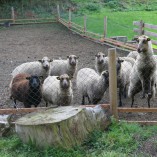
[42,74,73,106]
[49,55,79,78]
[76,68,109,105]
[10,56,53,88]
[116,58,132,107]
[128,35,156,107]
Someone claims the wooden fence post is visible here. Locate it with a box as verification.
[68,8,71,28]
[104,16,107,38]
[139,20,144,35]
[108,48,118,120]
[11,7,15,23]
[57,4,60,20]
[84,15,87,35]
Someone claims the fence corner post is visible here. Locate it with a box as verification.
[84,15,87,35]
[68,8,72,28]
[104,16,107,38]
[11,6,15,23]
[139,20,144,35]
[108,48,118,121]
[57,4,60,21]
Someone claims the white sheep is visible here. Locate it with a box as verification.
[42,74,73,106]
[10,56,53,85]
[127,51,138,60]
[95,52,108,75]
[128,35,156,107]
[116,58,132,106]
[49,55,79,78]
[76,68,109,105]
[118,57,135,67]
[95,55,134,75]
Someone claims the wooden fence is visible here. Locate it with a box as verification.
[0,7,56,25]
[133,20,157,45]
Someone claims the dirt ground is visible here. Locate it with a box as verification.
[0,23,157,122]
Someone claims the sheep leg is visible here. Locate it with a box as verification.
[118,86,122,107]
[123,85,127,98]
[131,96,134,108]
[147,95,151,108]
[13,99,17,108]
[82,96,85,105]
[87,96,92,104]
[141,80,146,99]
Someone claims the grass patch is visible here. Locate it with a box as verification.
[72,9,157,40]
[1,120,157,156]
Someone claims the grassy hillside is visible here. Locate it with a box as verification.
[1,120,157,157]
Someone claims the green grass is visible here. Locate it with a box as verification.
[72,8,157,40]
[1,120,157,157]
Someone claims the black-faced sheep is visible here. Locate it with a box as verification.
[42,74,73,106]
[128,35,156,107]
[49,55,79,78]
[76,68,109,105]
[10,73,42,108]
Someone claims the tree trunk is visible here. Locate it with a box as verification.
[15,105,110,148]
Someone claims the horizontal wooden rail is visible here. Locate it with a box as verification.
[124,120,157,126]
[118,108,157,113]
[144,30,157,38]
[144,23,157,30]
[0,104,110,115]
[0,19,13,22]
[0,107,48,114]
[133,21,141,26]
[15,18,54,21]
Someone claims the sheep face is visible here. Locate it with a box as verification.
[57,74,71,89]
[38,56,53,70]
[116,58,124,74]
[67,55,78,66]
[136,35,151,53]
[26,76,41,89]
[95,52,105,64]
[101,70,109,86]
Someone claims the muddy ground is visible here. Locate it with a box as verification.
[0,23,157,122]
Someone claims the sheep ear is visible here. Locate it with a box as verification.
[49,59,53,62]
[69,76,73,80]
[26,77,30,80]
[95,54,98,57]
[67,56,69,58]
[147,38,151,41]
[39,76,43,80]
[56,76,60,80]
[38,60,42,63]
[76,56,79,59]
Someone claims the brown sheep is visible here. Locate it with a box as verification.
[10,73,42,108]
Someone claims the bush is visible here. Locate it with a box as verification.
[85,3,101,12]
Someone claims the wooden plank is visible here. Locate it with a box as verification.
[15,18,54,21]
[152,40,157,45]
[145,23,157,30]
[108,48,118,120]
[133,28,140,34]
[0,19,13,22]
[124,120,157,126]
[0,107,48,115]
[133,21,141,26]
[145,30,157,38]
[118,108,157,113]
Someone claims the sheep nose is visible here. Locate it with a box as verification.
[137,48,142,53]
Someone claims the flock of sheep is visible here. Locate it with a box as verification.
[9,35,157,108]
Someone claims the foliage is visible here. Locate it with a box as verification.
[1,121,157,156]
